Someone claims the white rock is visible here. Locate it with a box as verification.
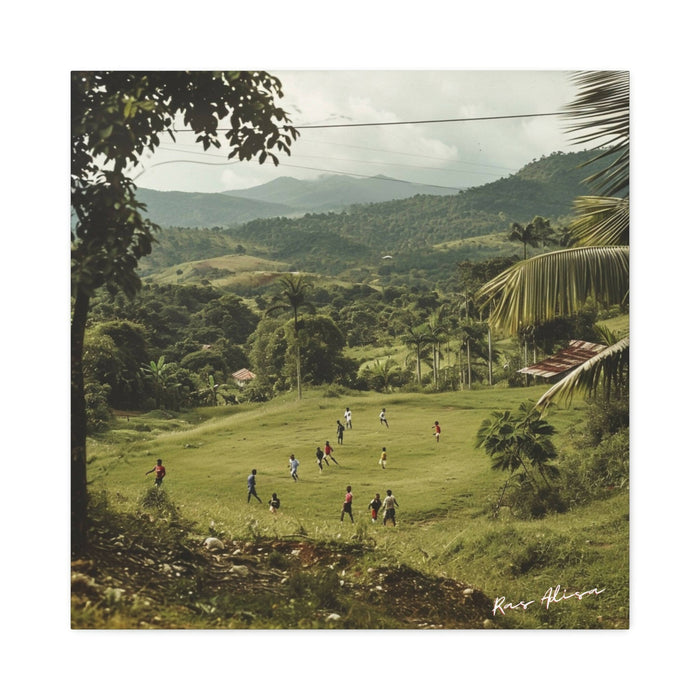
[204,537,224,551]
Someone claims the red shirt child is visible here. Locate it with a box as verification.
[146,459,166,486]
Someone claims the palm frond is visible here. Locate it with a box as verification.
[477,246,629,335]
[535,336,629,411]
[562,71,629,198]
[569,196,629,246]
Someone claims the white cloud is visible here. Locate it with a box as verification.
[136,70,582,193]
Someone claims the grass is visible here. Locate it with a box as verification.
[85,385,628,629]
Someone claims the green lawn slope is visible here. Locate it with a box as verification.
[85,385,628,629]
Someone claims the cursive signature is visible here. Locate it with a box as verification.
[492,584,605,616]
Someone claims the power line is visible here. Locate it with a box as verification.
[294,112,567,129]
[172,111,567,133]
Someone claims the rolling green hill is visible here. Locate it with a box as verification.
[139,149,611,287]
[79,386,629,629]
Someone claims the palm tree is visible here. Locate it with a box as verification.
[477,71,629,411]
[266,274,315,400]
[426,311,448,386]
[364,358,402,393]
[460,322,489,389]
[509,216,557,259]
[402,324,432,385]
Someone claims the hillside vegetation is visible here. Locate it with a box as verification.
[138,149,610,286]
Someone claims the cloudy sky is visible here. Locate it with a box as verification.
[132,70,582,194]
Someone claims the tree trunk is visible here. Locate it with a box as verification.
[467,339,472,389]
[293,313,302,401]
[487,324,493,386]
[71,287,91,555]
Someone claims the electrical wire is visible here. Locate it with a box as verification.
[171,110,567,133]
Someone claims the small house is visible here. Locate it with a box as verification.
[231,368,256,387]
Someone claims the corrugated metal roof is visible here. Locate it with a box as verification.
[518,340,607,378]
[231,368,256,381]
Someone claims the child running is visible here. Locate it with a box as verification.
[344,407,352,430]
[433,421,441,443]
[379,408,389,428]
[368,493,382,523]
[378,447,387,470]
[289,454,300,481]
[269,493,280,514]
[324,440,339,465]
[341,485,354,523]
[315,446,324,472]
[145,458,166,486]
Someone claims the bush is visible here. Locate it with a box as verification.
[239,378,273,403]
[581,395,629,446]
[559,428,630,504]
[85,382,112,434]
[510,483,567,519]
[556,393,629,506]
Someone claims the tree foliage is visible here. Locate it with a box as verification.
[71,71,298,553]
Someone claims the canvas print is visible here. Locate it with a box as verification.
[71,70,629,630]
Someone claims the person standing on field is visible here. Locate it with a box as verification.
[289,454,300,481]
[433,421,441,443]
[145,458,166,486]
[344,407,352,430]
[378,447,387,470]
[315,446,324,472]
[247,469,262,503]
[336,420,345,445]
[269,493,280,514]
[341,485,354,523]
[379,408,389,428]
[382,489,399,526]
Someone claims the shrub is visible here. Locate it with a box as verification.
[559,428,630,503]
[85,382,111,434]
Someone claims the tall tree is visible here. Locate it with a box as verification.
[71,71,298,553]
[266,274,315,399]
[426,310,448,386]
[461,321,489,389]
[402,324,432,385]
[508,216,557,259]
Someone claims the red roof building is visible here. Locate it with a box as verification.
[518,340,607,379]
[231,368,256,385]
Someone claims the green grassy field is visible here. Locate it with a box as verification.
[86,385,628,629]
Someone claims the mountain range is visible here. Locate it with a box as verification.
[138,174,470,228]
